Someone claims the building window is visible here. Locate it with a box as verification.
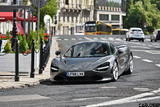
[65,0,69,5]
[111,15,119,21]
[99,14,109,21]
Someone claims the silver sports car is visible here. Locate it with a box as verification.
[50,41,133,82]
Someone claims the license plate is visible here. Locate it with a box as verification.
[67,72,85,77]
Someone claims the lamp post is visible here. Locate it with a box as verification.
[12,0,19,81]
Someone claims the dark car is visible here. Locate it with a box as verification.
[50,41,133,82]
[150,29,160,42]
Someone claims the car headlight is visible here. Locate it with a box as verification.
[93,62,110,72]
[51,66,59,72]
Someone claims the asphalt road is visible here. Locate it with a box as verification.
[0,35,160,107]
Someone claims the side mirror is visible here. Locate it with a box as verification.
[55,51,61,56]
[117,48,123,54]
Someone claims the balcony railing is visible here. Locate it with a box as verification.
[96,6,121,12]
[59,3,93,11]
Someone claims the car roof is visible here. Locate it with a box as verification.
[130,27,142,30]
[73,41,110,46]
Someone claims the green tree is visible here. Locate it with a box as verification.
[125,1,147,28]
[150,0,160,10]
[124,0,160,33]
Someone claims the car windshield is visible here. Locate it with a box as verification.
[64,42,110,58]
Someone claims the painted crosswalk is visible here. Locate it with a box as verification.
[56,37,159,50]
[0,94,49,102]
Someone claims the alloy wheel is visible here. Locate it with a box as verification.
[112,62,119,81]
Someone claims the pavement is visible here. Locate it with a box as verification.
[0,37,59,89]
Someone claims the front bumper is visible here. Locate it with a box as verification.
[50,70,112,82]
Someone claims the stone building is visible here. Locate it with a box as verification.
[56,0,127,35]
[95,0,126,29]
[56,0,94,35]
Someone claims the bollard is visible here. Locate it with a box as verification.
[39,38,43,74]
[30,40,35,78]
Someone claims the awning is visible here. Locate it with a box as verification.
[0,12,37,22]
[0,12,23,22]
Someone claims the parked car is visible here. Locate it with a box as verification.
[150,29,160,42]
[50,41,134,82]
[126,27,145,42]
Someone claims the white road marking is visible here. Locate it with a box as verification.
[84,88,160,107]
[64,39,68,41]
[93,37,98,40]
[145,50,160,54]
[142,59,153,63]
[57,39,62,41]
[131,46,150,49]
[136,96,160,102]
[71,38,76,40]
[100,38,107,40]
[156,64,160,67]
[133,56,141,59]
[0,94,49,102]
[133,88,151,92]
[73,97,110,101]
[84,37,92,41]
[115,38,122,41]
[108,37,114,41]
[100,86,117,89]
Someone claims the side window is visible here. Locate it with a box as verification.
[110,44,115,54]
[64,48,72,57]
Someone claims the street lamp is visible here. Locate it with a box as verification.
[12,0,19,81]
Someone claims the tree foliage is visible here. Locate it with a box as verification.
[124,0,160,33]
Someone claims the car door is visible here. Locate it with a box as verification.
[116,46,129,74]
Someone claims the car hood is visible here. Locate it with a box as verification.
[52,56,112,71]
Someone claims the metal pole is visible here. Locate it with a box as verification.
[13,0,19,81]
[28,9,30,37]
[30,40,35,78]
[24,8,26,33]
[37,0,40,31]
[32,11,34,30]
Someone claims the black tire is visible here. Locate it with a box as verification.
[111,62,119,81]
[128,38,131,41]
[142,39,144,42]
[126,38,128,41]
[126,55,134,74]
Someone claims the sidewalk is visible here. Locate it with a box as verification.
[0,37,59,89]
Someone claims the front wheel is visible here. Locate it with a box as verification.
[126,55,134,74]
[111,62,119,81]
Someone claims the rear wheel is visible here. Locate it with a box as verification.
[126,38,128,41]
[126,55,134,74]
[128,38,131,41]
[111,62,119,81]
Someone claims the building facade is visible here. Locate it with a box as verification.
[56,0,94,35]
[56,0,126,35]
[95,0,126,29]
